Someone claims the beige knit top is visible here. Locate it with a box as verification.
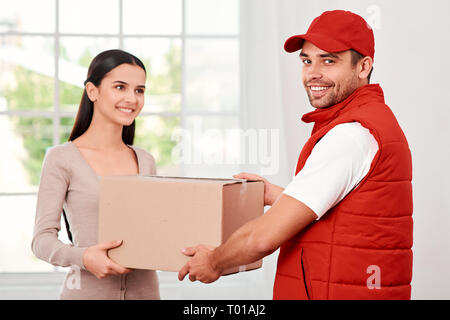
[31,141,160,300]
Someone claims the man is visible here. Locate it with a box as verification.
[178,10,413,300]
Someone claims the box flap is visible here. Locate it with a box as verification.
[102,175,256,186]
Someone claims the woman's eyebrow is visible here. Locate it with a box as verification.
[113,80,145,88]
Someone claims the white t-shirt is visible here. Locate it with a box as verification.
[283,122,379,220]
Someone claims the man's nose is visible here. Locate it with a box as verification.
[304,63,323,82]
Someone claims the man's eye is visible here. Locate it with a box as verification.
[136,89,144,94]
[302,59,311,65]
[324,59,334,64]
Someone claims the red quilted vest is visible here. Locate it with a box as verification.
[273,84,413,300]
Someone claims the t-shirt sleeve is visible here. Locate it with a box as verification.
[282,122,379,219]
[31,146,86,269]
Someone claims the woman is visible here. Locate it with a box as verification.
[31,49,160,299]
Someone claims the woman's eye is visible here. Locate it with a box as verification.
[115,85,125,90]
[136,88,145,94]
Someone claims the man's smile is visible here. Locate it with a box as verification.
[308,85,333,98]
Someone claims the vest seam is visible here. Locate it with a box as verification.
[337,210,412,218]
[275,272,302,280]
[381,141,409,146]
[293,240,412,251]
[310,279,411,288]
[366,179,411,182]
[326,215,338,299]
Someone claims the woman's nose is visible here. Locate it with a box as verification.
[124,88,137,103]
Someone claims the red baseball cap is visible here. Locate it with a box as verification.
[284,10,375,59]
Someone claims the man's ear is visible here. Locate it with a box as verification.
[358,56,373,81]
[85,82,99,102]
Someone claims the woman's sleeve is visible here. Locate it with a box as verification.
[31,147,86,269]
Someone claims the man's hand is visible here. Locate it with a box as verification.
[178,245,222,284]
[233,172,284,206]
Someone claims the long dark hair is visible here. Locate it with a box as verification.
[68,49,146,145]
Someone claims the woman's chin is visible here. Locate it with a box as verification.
[114,116,136,127]
[122,119,135,127]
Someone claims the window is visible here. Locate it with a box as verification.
[0,0,240,276]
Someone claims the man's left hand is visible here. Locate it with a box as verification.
[178,244,222,283]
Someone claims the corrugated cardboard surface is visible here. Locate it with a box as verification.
[98,176,264,274]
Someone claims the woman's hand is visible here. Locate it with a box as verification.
[82,240,132,279]
[233,172,284,206]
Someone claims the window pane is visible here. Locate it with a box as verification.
[185,39,239,112]
[182,115,240,178]
[60,117,75,144]
[59,0,119,34]
[0,36,54,111]
[0,195,68,272]
[59,37,119,111]
[134,116,181,176]
[0,116,52,193]
[186,0,239,35]
[0,0,55,33]
[123,38,181,113]
[123,0,182,35]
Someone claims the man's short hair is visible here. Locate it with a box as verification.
[350,49,373,83]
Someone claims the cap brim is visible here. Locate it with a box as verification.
[284,33,351,54]
[284,34,307,53]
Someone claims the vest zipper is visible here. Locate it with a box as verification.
[300,249,311,300]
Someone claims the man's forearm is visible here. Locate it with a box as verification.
[210,195,317,274]
[178,195,317,283]
[211,217,274,273]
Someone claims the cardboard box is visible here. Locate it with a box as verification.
[98,176,264,275]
